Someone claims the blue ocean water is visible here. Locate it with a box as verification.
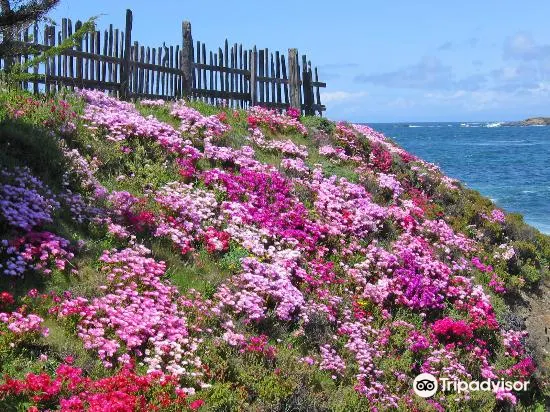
[368,122,550,234]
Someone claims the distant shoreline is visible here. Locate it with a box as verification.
[501,117,550,127]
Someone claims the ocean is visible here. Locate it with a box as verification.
[368,122,550,235]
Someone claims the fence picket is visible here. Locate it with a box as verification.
[2,8,324,113]
[33,23,39,94]
[258,50,265,103]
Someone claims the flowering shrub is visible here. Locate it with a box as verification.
[286,107,300,119]
[370,143,393,172]
[247,106,307,135]
[58,245,203,378]
[248,127,309,158]
[171,100,230,139]
[432,317,474,344]
[0,167,60,231]
[0,311,49,337]
[319,144,350,162]
[79,89,189,153]
[377,173,403,199]
[0,90,542,410]
[484,209,506,223]
[0,364,204,411]
[203,227,230,253]
[1,232,74,276]
[140,99,166,107]
[4,95,77,135]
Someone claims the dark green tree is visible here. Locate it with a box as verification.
[1,0,60,68]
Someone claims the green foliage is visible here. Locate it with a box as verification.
[301,115,336,135]
[199,382,246,411]
[505,213,538,244]
[2,16,98,90]
[187,100,224,117]
[0,116,66,190]
[218,244,249,274]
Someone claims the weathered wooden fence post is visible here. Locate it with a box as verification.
[250,46,258,106]
[181,21,194,97]
[33,23,39,94]
[301,55,312,115]
[302,54,315,116]
[288,48,301,112]
[120,9,133,99]
[75,21,83,88]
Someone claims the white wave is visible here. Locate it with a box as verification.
[485,122,502,128]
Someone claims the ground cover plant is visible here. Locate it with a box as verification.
[0,88,548,411]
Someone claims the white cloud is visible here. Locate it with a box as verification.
[504,32,550,61]
[320,91,368,104]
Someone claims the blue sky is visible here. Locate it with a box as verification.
[48,1,550,122]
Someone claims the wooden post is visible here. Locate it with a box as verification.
[249,46,257,106]
[120,9,133,99]
[33,23,39,94]
[288,48,300,112]
[302,55,314,116]
[314,67,322,116]
[181,21,193,97]
[75,21,83,87]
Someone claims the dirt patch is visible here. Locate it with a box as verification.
[514,278,550,396]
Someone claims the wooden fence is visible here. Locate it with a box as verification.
[1,9,326,115]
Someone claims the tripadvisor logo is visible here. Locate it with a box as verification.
[413,373,438,398]
[413,373,530,398]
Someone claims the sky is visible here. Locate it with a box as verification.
[47,0,550,122]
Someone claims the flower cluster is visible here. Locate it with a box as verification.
[0,167,60,231]
[140,98,166,107]
[377,173,403,199]
[1,232,74,276]
[0,291,15,308]
[431,317,474,344]
[5,95,77,135]
[0,364,204,411]
[239,335,277,359]
[485,209,506,223]
[0,311,49,337]
[319,145,350,162]
[203,227,230,253]
[319,344,346,377]
[249,127,308,158]
[502,330,528,358]
[79,89,188,153]
[247,106,308,135]
[216,257,305,322]
[281,157,310,176]
[171,100,230,139]
[58,245,203,378]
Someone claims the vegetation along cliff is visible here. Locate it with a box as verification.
[0,89,549,411]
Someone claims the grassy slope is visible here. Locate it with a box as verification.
[0,89,549,411]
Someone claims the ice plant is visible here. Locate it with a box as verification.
[0,89,539,410]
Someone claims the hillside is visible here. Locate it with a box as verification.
[501,117,550,127]
[0,89,549,411]
[521,118,550,126]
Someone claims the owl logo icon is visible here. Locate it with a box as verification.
[413,373,438,398]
